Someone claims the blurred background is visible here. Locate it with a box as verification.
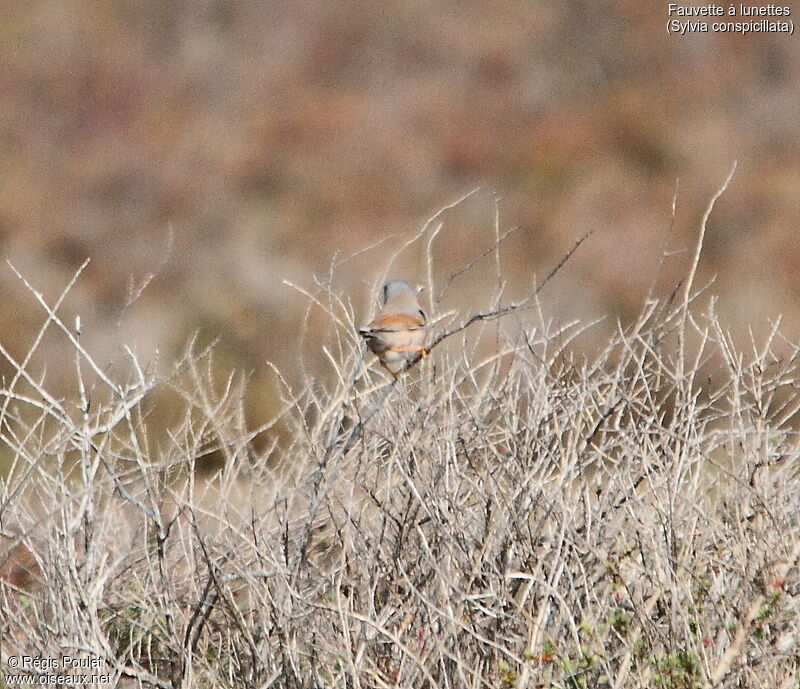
[1,0,799,437]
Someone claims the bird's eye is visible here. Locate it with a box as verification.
[419,309,427,322]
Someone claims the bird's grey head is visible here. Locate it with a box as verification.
[382,279,414,304]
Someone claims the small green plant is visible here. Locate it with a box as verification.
[561,656,586,689]
[652,651,703,689]
[608,608,630,635]
[757,590,781,621]
[542,637,556,662]
[498,660,518,688]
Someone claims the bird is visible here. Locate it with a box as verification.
[359,279,428,376]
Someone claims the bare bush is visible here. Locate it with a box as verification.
[1,184,798,689]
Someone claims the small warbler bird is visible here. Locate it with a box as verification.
[359,279,428,376]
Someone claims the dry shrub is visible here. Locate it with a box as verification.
[1,186,798,689]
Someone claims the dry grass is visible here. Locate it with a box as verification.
[1,188,799,688]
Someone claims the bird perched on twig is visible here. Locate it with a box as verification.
[359,279,428,376]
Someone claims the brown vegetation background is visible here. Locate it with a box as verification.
[2,0,799,424]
